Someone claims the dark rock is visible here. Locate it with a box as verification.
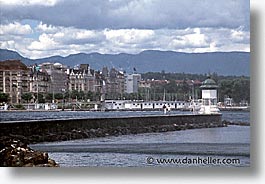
[24,151,47,165]
[71,133,83,139]
[79,131,89,138]
[90,128,96,133]
[59,135,68,141]
[0,138,59,167]
[221,120,249,126]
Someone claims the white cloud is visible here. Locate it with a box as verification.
[0,21,250,59]
[169,28,208,49]
[36,22,59,33]
[28,33,59,51]
[0,22,32,35]
[230,26,249,42]
[104,29,154,44]
[0,0,60,6]
[0,0,250,59]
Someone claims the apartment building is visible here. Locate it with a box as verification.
[0,60,30,103]
[125,73,141,93]
[67,64,95,92]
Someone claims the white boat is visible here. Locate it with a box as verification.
[0,104,8,111]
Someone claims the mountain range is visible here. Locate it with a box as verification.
[0,49,250,76]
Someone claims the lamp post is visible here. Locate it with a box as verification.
[192,80,195,113]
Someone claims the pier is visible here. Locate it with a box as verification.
[0,114,223,144]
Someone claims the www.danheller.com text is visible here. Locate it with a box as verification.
[146,156,241,166]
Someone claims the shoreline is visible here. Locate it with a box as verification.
[0,106,250,113]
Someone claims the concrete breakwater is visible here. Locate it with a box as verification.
[0,114,223,144]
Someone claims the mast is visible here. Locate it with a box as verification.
[163,88,166,101]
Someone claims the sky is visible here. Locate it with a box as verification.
[0,0,250,59]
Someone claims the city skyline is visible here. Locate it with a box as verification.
[0,0,250,59]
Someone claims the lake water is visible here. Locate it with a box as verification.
[17,110,250,167]
[31,125,250,167]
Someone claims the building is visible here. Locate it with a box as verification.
[199,77,220,114]
[40,62,68,94]
[103,100,188,111]
[95,67,126,100]
[139,80,151,88]
[29,65,51,95]
[0,60,30,103]
[67,64,95,92]
[105,68,125,99]
[125,73,141,93]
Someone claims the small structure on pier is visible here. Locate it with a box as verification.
[199,77,220,114]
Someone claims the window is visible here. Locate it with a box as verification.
[210,99,217,105]
[203,99,210,105]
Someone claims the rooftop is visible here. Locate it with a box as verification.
[200,77,218,89]
[0,60,28,71]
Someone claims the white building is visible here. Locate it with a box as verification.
[67,64,95,92]
[104,100,188,111]
[124,101,142,110]
[104,100,127,110]
[199,77,220,114]
[125,74,141,93]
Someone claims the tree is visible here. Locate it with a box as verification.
[231,78,250,103]
[180,79,190,101]
[45,93,54,102]
[37,93,45,103]
[0,93,9,103]
[21,93,33,103]
[86,91,93,100]
[70,90,79,100]
[218,78,250,104]
[219,80,233,102]
[54,93,63,100]
[77,91,85,100]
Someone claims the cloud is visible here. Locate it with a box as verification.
[0,0,250,58]
[28,33,59,51]
[36,22,58,33]
[0,0,60,6]
[0,0,250,30]
[168,28,209,49]
[230,26,249,43]
[0,22,32,35]
[104,29,155,44]
[0,22,250,59]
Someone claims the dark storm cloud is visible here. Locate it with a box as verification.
[0,0,250,30]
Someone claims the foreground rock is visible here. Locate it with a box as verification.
[0,137,59,167]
